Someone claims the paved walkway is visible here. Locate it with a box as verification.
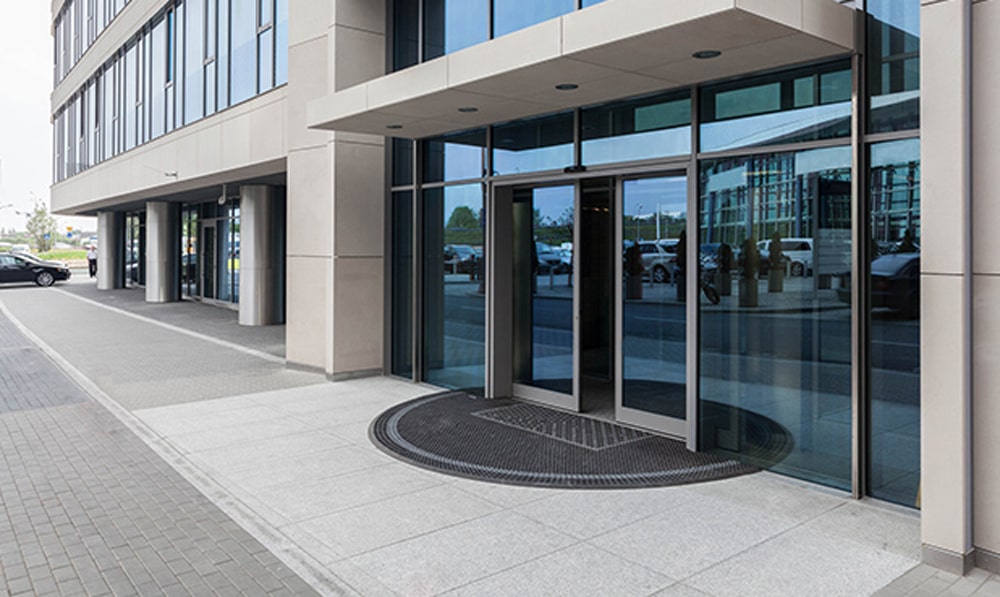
[0,307,318,596]
[1,279,996,596]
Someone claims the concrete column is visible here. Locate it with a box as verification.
[144,202,180,303]
[919,0,974,575]
[239,185,279,326]
[96,211,123,290]
[285,0,386,376]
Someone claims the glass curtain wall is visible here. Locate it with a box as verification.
[867,138,920,506]
[54,0,131,85]
[698,147,854,490]
[393,0,606,71]
[53,0,289,184]
[422,184,486,392]
[865,0,921,508]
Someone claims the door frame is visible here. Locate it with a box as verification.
[491,181,581,412]
[613,170,695,442]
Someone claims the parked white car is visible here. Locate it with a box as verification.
[758,237,813,276]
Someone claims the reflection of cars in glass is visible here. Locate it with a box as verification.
[535,242,570,274]
[637,241,675,283]
[757,238,813,276]
[0,252,71,286]
[837,253,920,318]
[444,244,477,274]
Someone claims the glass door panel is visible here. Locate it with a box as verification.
[619,175,688,434]
[512,185,576,400]
[201,223,216,300]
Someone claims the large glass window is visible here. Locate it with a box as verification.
[275,0,288,85]
[868,138,920,506]
[698,146,853,490]
[393,0,419,70]
[423,129,487,183]
[494,0,575,38]
[867,0,920,133]
[422,184,486,393]
[392,138,414,187]
[423,0,489,61]
[700,62,852,153]
[230,0,257,105]
[150,16,166,139]
[582,92,690,166]
[184,0,205,124]
[493,112,574,176]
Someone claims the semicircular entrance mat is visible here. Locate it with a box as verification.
[369,391,790,489]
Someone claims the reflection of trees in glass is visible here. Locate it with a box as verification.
[446,205,479,229]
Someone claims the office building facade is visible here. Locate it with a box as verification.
[49,0,997,575]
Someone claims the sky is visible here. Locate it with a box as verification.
[0,3,95,236]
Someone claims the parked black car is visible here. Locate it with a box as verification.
[837,253,920,318]
[0,252,72,286]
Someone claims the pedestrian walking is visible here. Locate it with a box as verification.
[87,245,98,278]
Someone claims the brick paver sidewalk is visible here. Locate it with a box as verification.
[0,311,319,596]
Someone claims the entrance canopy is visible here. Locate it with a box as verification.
[307,0,855,139]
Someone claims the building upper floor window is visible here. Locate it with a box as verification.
[392,0,606,71]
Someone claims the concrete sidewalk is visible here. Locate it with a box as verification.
[0,283,995,596]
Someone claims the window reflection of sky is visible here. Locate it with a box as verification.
[493,0,575,37]
[700,102,850,152]
[868,0,919,37]
[583,127,690,166]
[443,184,484,226]
[623,177,687,222]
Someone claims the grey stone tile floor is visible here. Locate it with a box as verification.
[0,307,319,596]
[1,278,997,595]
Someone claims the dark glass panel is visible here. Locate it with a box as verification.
[150,16,166,139]
[698,146,853,490]
[423,129,486,183]
[392,138,414,187]
[581,92,691,166]
[700,61,852,152]
[493,0,575,38]
[492,112,573,176]
[217,0,230,109]
[867,0,920,133]
[391,191,414,378]
[393,0,419,71]
[868,138,920,507]
[423,0,489,61]
[422,184,486,393]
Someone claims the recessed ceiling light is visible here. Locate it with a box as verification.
[692,50,722,60]
[458,107,478,113]
[555,83,579,91]
[386,124,403,130]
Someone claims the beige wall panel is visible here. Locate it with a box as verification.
[333,140,385,258]
[920,273,970,555]
[735,0,802,29]
[335,0,385,35]
[332,257,384,374]
[286,146,333,257]
[331,26,387,91]
[448,20,562,88]
[801,0,854,48]
[563,0,733,55]
[973,273,1000,553]
[285,255,331,370]
[288,0,330,47]
[972,0,1000,275]
[249,97,288,164]
[920,0,968,276]
[287,37,333,151]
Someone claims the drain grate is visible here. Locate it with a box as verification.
[472,404,648,451]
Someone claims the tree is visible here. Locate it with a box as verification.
[26,200,58,253]
[446,206,479,230]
